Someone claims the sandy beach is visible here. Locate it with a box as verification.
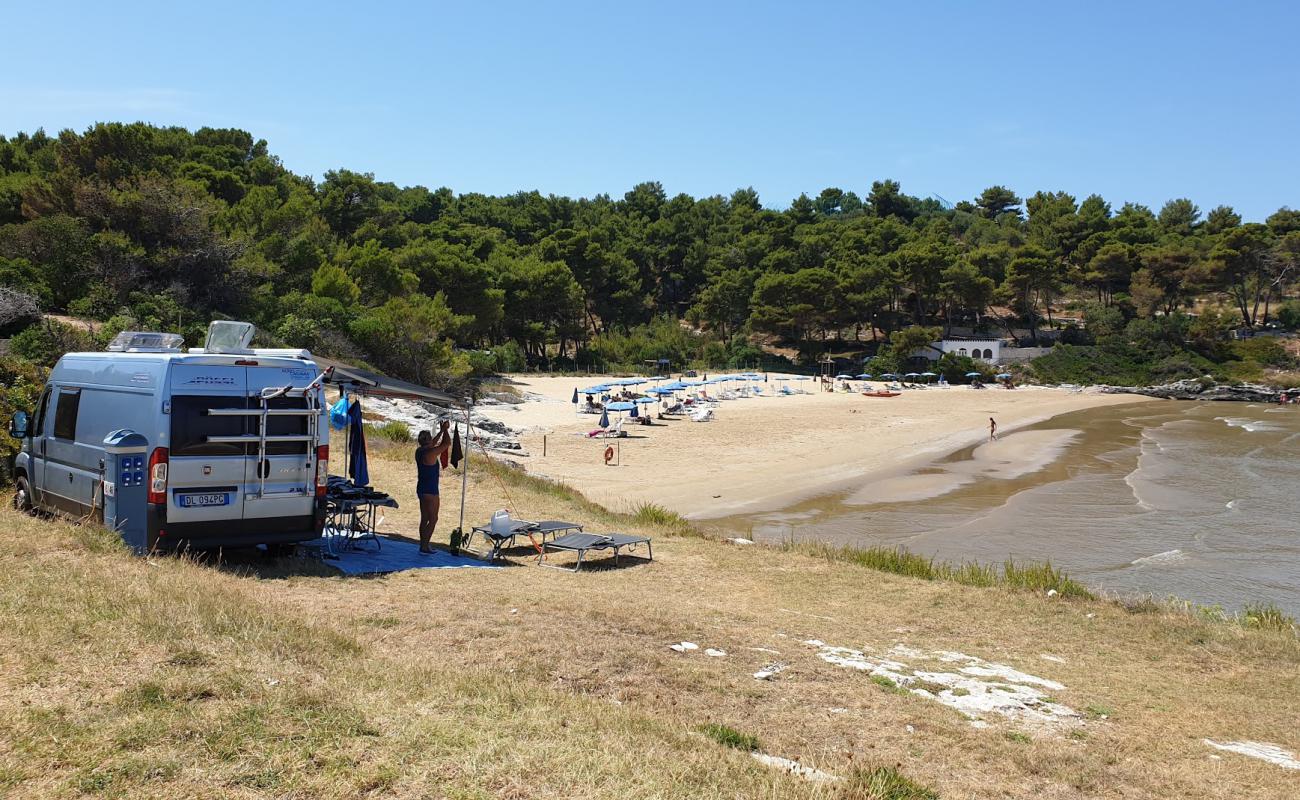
[477,376,1153,520]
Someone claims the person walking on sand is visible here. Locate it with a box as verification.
[989,417,998,442]
[415,421,452,554]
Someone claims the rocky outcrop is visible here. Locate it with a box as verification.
[1099,378,1281,402]
[362,396,526,453]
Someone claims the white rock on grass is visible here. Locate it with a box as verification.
[725,537,755,545]
[753,662,787,680]
[704,648,727,658]
[751,753,839,783]
[1203,740,1300,770]
[669,641,700,653]
[804,640,1081,732]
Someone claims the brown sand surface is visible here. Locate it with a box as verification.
[477,375,1152,519]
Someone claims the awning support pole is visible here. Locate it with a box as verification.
[458,401,472,535]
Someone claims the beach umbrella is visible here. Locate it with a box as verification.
[623,378,648,386]
[904,372,920,378]
[881,373,897,379]
[996,373,1012,379]
[634,396,656,406]
[836,374,853,380]
[580,385,610,394]
[605,401,636,412]
[857,373,872,379]
[599,409,609,428]
[921,372,937,377]
[571,387,578,404]
[965,372,982,378]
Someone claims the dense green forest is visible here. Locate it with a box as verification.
[2,122,1299,391]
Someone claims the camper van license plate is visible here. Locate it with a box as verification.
[179,493,230,508]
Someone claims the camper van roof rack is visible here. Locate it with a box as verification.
[106,331,185,353]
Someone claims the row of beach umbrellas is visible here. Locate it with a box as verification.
[573,368,1019,426]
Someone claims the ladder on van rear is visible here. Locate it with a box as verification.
[204,384,321,498]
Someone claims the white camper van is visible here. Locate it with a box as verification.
[8,321,329,552]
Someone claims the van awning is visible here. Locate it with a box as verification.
[315,357,464,407]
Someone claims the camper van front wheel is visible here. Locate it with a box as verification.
[13,476,33,514]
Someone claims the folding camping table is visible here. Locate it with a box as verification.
[324,487,398,556]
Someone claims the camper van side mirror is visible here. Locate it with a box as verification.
[8,410,29,439]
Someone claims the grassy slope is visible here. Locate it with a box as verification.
[1,450,1298,799]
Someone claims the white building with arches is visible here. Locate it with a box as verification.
[912,339,1002,363]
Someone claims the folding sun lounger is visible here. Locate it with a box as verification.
[465,518,533,560]
[538,532,653,572]
[465,512,586,561]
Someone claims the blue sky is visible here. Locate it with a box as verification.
[2,1,1297,220]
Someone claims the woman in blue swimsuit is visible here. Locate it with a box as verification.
[415,421,452,554]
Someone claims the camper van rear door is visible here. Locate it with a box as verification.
[243,366,317,521]
[167,365,248,526]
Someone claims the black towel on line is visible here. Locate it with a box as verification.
[450,425,464,468]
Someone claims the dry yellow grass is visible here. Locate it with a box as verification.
[1,447,1298,798]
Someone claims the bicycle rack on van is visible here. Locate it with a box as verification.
[204,373,326,499]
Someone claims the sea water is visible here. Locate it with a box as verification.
[728,401,1300,615]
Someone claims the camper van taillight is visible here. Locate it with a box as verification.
[315,445,329,497]
[147,448,169,505]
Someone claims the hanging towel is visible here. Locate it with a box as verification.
[439,423,450,468]
[450,425,464,469]
[347,399,369,487]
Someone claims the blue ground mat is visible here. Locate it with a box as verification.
[300,535,502,575]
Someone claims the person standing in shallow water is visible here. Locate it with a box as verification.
[989,417,998,442]
[415,421,452,554]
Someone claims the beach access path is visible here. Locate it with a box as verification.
[477,376,1154,519]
